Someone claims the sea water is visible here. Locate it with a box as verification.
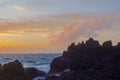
[0,53,61,73]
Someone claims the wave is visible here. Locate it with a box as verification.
[0,53,61,72]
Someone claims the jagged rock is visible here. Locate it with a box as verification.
[26,67,46,78]
[86,37,101,48]
[48,37,120,80]
[117,43,120,47]
[102,40,112,48]
[116,43,120,52]
[49,57,69,74]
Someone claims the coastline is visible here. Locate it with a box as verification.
[0,38,120,80]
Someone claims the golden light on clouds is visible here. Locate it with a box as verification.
[0,0,119,54]
[0,13,120,53]
[9,5,31,10]
[0,32,51,53]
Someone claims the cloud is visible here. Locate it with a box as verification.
[9,5,32,10]
[0,16,63,39]
[50,14,119,46]
[0,13,119,46]
[0,13,120,53]
[0,0,3,1]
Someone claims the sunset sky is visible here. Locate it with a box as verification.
[0,0,120,53]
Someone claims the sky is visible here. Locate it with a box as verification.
[0,0,120,53]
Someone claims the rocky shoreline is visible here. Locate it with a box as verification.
[0,38,120,80]
[47,38,120,80]
[0,60,46,80]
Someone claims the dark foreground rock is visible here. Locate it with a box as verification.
[0,60,31,80]
[0,60,46,80]
[26,67,46,78]
[47,38,120,80]
[54,63,120,80]
[46,76,58,80]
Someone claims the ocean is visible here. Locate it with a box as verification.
[0,54,61,73]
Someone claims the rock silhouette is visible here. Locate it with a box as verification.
[0,60,31,80]
[26,67,46,79]
[48,38,120,80]
[0,60,46,80]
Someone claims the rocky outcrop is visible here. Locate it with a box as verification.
[0,60,31,80]
[48,38,120,80]
[26,67,46,78]
[53,62,120,80]
[0,60,46,80]
[49,56,70,74]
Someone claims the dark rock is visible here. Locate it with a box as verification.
[86,37,101,48]
[48,63,120,80]
[115,43,120,52]
[102,40,112,48]
[26,67,46,78]
[48,38,120,80]
[68,42,76,51]
[57,70,97,80]
[0,60,25,75]
[116,43,120,48]
[49,57,69,74]
[0,63,1,69]
[46,75,58,80]
[0,60,32,80]
[103,64,120,80]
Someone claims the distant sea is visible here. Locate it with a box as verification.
[0,53,61,73]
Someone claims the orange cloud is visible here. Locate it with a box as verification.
[87,18,103,27]
[0,13,119,53]
[0,17,63,53]
[50,15,117,47]
[50,22,80,45]
[0,33,51,53]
